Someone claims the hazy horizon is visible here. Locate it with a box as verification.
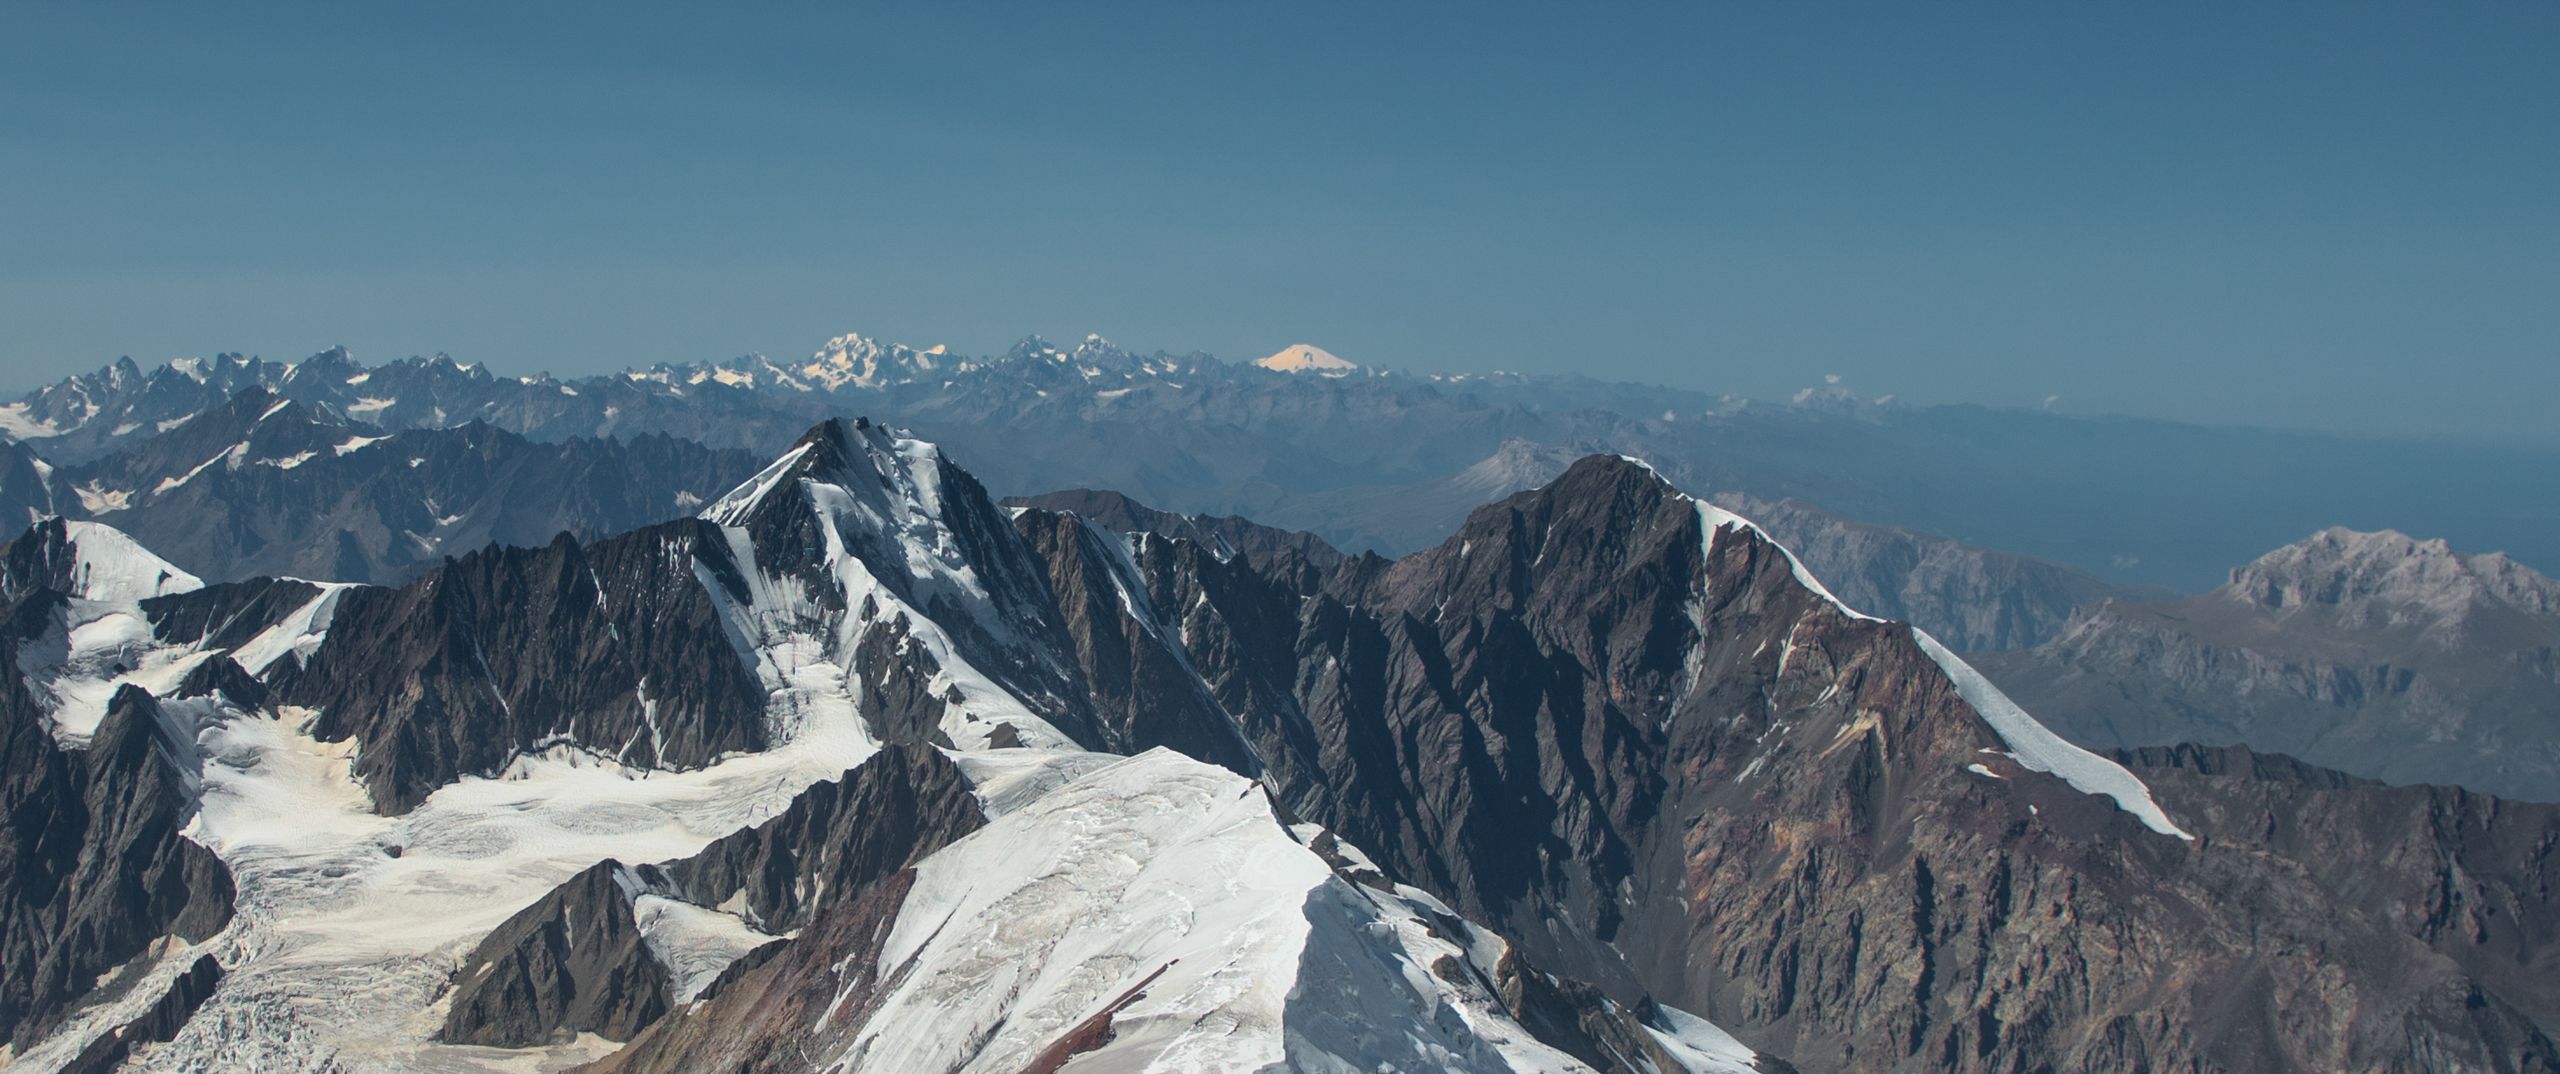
[5,3,2553,440]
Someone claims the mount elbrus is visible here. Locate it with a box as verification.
[0,417,2554,1073]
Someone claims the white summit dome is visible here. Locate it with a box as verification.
[1253,343,1359,376]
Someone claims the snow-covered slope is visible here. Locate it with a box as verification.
[816,750,1688,1073]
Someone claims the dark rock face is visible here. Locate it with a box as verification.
[574,870,921,1074]
[1976,527,2560,802]
[444,745,987,1053]
[1008,509,1260,774]
[438,860,671,1048]
[173,655,268,709]
[0,675,234,1050]
[1036,454,2560,1073]
[650,744,987,934]
[0,439,62,531]
[275,519,768,814]
[2118,743,2560,1033]
[59,953,225,1074]
[1489,947,1797,1074]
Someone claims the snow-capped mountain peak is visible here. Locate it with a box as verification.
[698,417,1095,752]
[1255,342,1358,375]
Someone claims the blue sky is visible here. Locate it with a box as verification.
[3,3,2552,438]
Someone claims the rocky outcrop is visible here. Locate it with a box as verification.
[573,870,922,1074]
[144,576,324,655]
[438,860,670,1048]
[0,677,233,1050]
[650,744,987,933]
[1710,491,2163,651]
[274,519,768,814]
[173,655,267,709]
[1976,527,2560,801]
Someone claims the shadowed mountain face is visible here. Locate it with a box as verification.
[0,440,64,531]
[1977,527,2560,802]
[271,520,774,813]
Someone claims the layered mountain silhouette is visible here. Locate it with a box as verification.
[10,340,2557,592]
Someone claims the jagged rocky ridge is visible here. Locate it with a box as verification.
[1978,527,2560,801]
[2,422,2557,1072]
[266,520,772,813]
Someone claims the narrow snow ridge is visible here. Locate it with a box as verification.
[1665,472,2187,840]
[1913,628,2194,840]
[1697,500,1882,623]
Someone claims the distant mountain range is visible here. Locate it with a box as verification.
[8,336,2557,592]
[1977,527,2560,802]
[0,385,760,585]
